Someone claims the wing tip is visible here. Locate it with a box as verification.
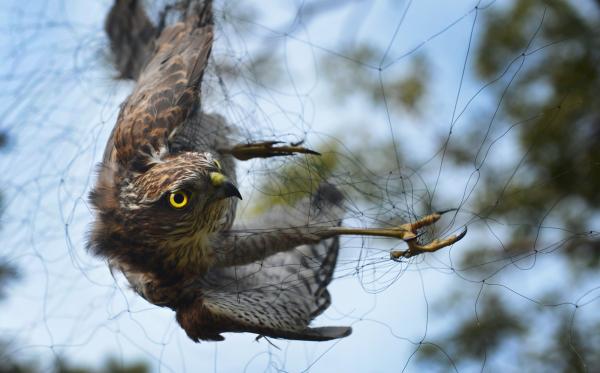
[185,0,213,28]
[271,326,352,342]
[312,326,353,340]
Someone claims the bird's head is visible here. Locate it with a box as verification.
[89,151,241,273]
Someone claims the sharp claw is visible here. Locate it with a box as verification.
[390,249,410,260]
[437,208,459,215]
[456,226,468,240]
[391,255,404,263]
[403,230,425,242]
[389,224,467,260]
[303,148,321,156]
[228,140,321,160]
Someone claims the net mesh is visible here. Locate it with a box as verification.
[0,0,598,372]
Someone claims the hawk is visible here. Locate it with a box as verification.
[88,0,466,342]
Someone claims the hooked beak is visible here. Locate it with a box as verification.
[210,172,242,200]
[222,181,242,200]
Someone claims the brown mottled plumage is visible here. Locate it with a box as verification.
[91,0,352,341]
[91,1,222,281]
[89,0,465,342]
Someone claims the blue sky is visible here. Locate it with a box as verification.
[2,1,585,372]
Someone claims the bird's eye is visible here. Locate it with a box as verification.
[169,190,189,209]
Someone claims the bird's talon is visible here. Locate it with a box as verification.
[387,214,467,260]
[227,141,320,160]
[437,208,459,215]
[390,253,404,262]
[290,139,304,147]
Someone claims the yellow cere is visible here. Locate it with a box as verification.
[209,172,226,187]
[169,190,189,209]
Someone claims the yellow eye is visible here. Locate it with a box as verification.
[169,190,189,209]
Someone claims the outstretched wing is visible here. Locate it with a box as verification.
[108,2,213,168]
[178,240,351,342]
[176,185,352,341]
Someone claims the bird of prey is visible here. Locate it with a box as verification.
[88,0,466,342]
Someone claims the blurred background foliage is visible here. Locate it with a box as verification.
[249,0,600,371]
[419,0,600,370]
[428,0,599,370]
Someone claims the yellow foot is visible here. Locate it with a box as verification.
[323,210,466,260]
[389,211,467,260]
[226,141,320,161]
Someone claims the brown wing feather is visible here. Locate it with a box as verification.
[110,3,213,168]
